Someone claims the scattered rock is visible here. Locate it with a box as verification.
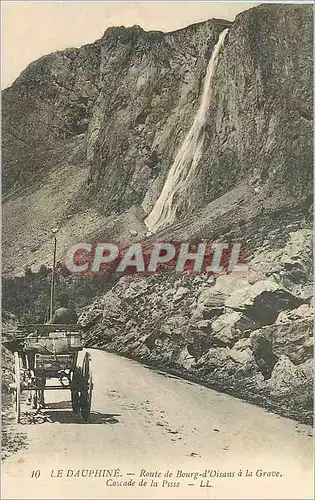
[175,346,195,370]
[173,287,189,302]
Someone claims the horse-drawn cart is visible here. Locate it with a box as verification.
[6,324,93,424]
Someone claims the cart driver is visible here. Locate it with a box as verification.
[48,294,78,325]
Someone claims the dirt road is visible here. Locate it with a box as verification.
[2,349,313,499]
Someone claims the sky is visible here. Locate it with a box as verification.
[1,1,260,89]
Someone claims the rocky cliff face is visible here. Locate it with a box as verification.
[3,4,312,273]
[2,4,313,421]
[193,4,313,210]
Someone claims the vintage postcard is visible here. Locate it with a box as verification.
[1,1,313,499]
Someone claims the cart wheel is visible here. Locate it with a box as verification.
[13,352,21,423]
[71,368,81,414]
[71,391,80,413]
[80,353,93,423]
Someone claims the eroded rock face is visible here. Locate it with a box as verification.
[2,19,230,204]
[175,4,313,215]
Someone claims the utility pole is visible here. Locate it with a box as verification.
[50,228,58,321]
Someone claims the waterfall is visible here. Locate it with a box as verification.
[144,28,228,234]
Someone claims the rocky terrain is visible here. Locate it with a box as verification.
[2,3,313,423]
[81,227,313,424]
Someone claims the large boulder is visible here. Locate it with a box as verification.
[250,329,278,379]
[229,347,253,364]
[187,328,225,360]
[195,320,212,333]
[272,318,313,364]
[243,289,304,325]
[233,337,252,351]
[251,318,313,366]
[194,288,227,321]
[211,311,243,346]
[197,288,227,308]
[300,358,313,380]
[195,347,235,372]
[175,346,195,370]
[225,277,304,325]
[195,346,263,383]
[268,355,308,395]
[210,311,257,346]
[225,278,280,311]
